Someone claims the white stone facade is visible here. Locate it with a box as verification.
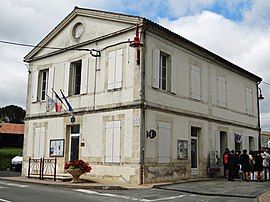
[23,7,261,185]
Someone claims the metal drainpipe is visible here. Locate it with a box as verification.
[140,26,146,185]
[257,81,262,151]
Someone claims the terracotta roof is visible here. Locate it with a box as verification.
[0,123,24,135]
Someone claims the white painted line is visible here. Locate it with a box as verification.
[0,198,12,202]
[0,186,7,189]
[0,182,29,188]
[74,189,187,202]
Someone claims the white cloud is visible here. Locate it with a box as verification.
[168,0,215,16]
[243,0,270,27]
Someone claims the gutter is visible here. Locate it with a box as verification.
[140,25,146,185]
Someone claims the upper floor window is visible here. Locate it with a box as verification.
[190,64,201,100]
[152,49,171,91]
[38,69,49,101]
[245,87,253,114]
[108,49,123,90]
[217,76,227,107]
[69,60,82,95]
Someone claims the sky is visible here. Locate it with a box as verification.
[1,0,270,129]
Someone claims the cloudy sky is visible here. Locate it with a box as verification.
[1,0,270,129]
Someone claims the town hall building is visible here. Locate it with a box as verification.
[22,7,262,185]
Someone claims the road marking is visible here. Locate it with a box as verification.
[0,198,12,202]
[0,182,29,188]
[0,186,7,189]
[74,189,186,201]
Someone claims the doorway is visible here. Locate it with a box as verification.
[220,131,227,159]
[69,125,80,161]
[191,127,200,175]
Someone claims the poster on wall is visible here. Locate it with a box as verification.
[177,140,188,159]
[49,139,65,157]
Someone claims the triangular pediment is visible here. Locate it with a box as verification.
[25,7,143,61]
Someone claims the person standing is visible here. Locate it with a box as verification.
[228,150,237,181]
[240,149,251,181]
[223,148,230,179]
[262,149,270,180]
[254,151,263,181]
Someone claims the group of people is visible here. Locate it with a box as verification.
[223,148,270,181]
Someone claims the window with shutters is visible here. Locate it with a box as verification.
[69,60,82,95]
[217,76,227,107]
[190,64,201,100]
[108,49,123,90]
[152,49,171,91]
[158,122,171,163]
[245,87,253,114]
[37,69,49,101]
[105,120,121,163]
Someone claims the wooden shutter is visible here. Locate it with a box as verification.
[112,121,121,163]
[34,127,41,158]
[108,51,116,90]
[80,58,88,94]
[39,127,45,158]
[152,48,160,89]
[115,49,123,89]
[158,122,171,163]
[217,76,226,106]
[245,88,252,114]
[191,65,201,100]
[171,55,177,94]
[63,63,70,94]
[31,70,38,102]
[105,122,113,162]
[47,67,54,97]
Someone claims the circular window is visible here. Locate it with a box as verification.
[72,22,84,39]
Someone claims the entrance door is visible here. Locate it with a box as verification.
[220,131,227,159]
[191,127,199,175]
[70,125,80,161]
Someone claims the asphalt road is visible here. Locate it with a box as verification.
[0,179,256,202]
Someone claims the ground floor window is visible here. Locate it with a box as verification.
[70,125,80,161]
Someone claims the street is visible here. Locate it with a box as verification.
[0,178,264,202]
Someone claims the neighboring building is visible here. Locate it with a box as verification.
[261,131,270,149]
[23,7,262,185]
[0,123,24,148]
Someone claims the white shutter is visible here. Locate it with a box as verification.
[105,122,113,162]
[191,65,201,100]
[171,55,177,94]
[39,127,45,157]
[31,70,39,102]
[34,128,40,158]
[112,121,121,163]
[63,63,70,94]
[115,49,123,89]
[152,48,160,89]
[245,88,252,114]
[217,76,226,106]
[47,67,54,96]
[80,57,88,94]
[108,51,116,90]
[158,122,171,163]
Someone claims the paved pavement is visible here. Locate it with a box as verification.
[1,171,270,201]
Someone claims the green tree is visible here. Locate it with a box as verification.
[0,105,26,124]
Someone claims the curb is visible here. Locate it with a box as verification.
[0,177,128,190]
[155,187,256,199]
